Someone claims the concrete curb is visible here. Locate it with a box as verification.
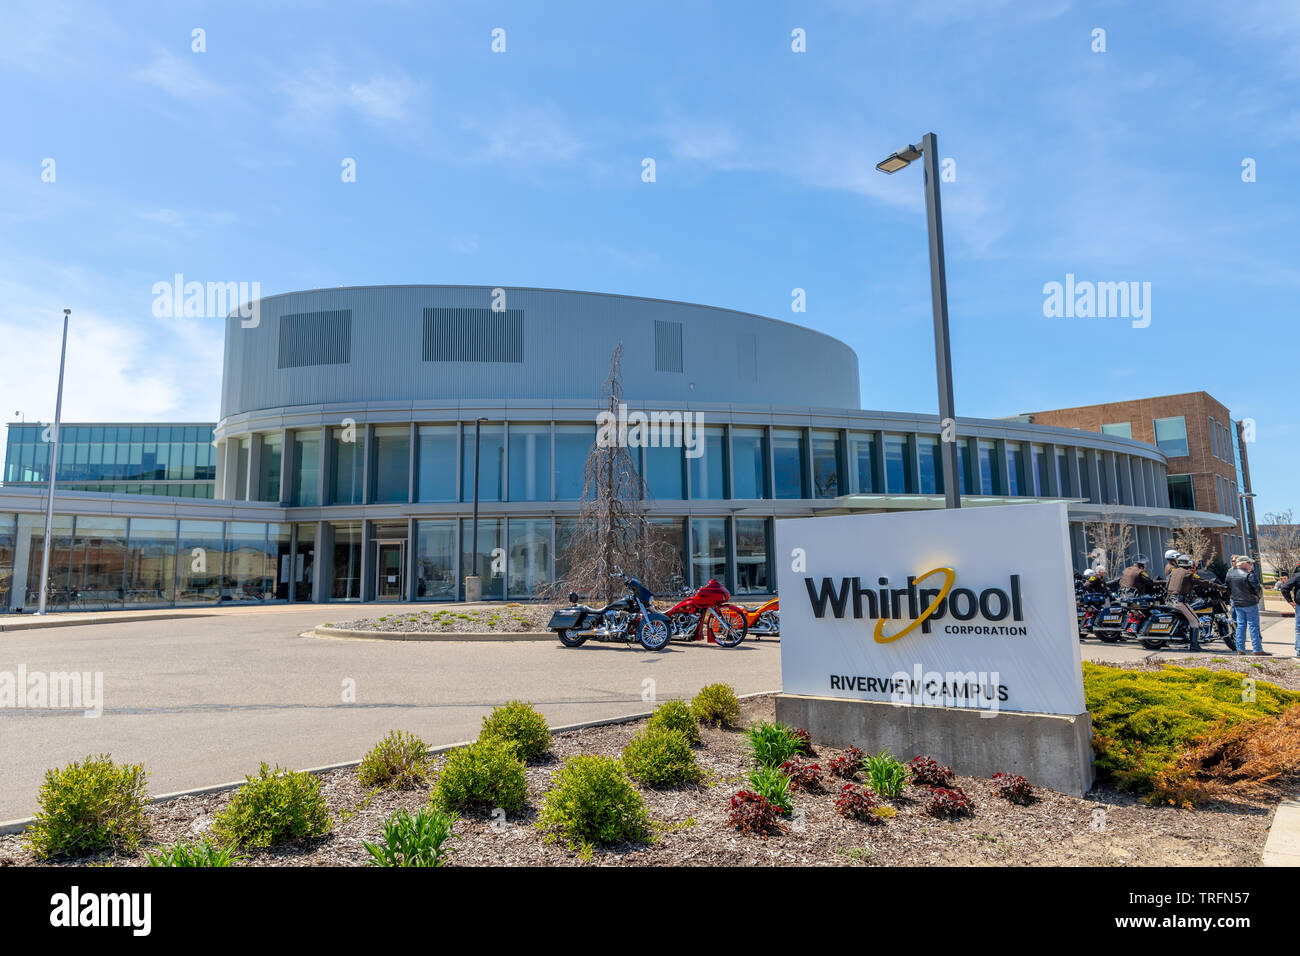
[310,625,779,645]
[0,690,774,837]
[0,613,220,633]
[1263,796,1300,866]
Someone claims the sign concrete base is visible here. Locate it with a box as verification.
[775,694,1095,797]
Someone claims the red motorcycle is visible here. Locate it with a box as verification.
[664,579,749,647]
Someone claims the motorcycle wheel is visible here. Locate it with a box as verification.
[638,618,671,651]
[1096,632,1121,644]
[1220,620,1237,651]
[557,628,587,648]
[707,605,749,647]
[1139,638,1168,650]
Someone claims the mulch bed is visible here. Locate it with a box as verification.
[332,604,555,633]
[0,694,1285,868]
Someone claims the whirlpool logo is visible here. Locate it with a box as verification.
[803,569,1027,641]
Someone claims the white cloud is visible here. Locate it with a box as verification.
[278,61,420,130]
[135,51,225,100]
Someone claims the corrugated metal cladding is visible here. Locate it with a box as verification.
[422,308,524,363]
[654,320,683,372]
[220,286,861,419]
[277,310,352,369]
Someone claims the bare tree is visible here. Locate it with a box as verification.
[1167,517,1214,569]
[1258,509,1300,577]
[1083,508,1134,578]
[548,345,684,605]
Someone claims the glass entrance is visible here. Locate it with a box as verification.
[375,540,406,601]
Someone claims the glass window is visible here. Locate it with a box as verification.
[734,518,769,594]
[1101,422,1132,439]
[690,518,727,588]
[978,440,996,495]
[645,444,684,500]
[291,431,320,507]
[884,434,912,494]
[225,522,274,603]
[554,425,593,501]
[462,424,505,503]
[1032,445,1050,496]
[415,519,456,600]
[649,517,686,593]
[331,428,364,505]
[125,518,177,606]
[1076,451,1090,500]
[178,520,224,604]
[507,518,552,598]
[956,440,969,495]
[1210,418,1220,459]
[258,433,282,502]
[1056,448,1071,497]
[772,430,806,499]
[554,517,580,586]
[1154,416,1189,457]
[731,428,769,499]
[372,426,410,504]
[461,517,504,600]
[810,431,841,498]
[916,436,940,494]
[416,425,457,502]
[0,512,14,610]
[508,424,551,501]
[690,427,727,499]
[1167,475,1195,510]
[850,433,875,494]
[234,438,250,500]
[293,524,316,602]
[330,522,363,600]
[1005,442,1024,496]
[71,516,127,609]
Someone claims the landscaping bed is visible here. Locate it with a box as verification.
[1,688,1289,868]
[331,604,554,634]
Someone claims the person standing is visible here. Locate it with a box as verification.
[1278,564,1300,658]
[1227,556,1267,655]
[1166,555,1203,651]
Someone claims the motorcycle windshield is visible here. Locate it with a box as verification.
[628,578,653,604]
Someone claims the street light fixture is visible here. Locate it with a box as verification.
[877,132,960,509]
[37,309,71,615]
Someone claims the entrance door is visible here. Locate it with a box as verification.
[375,540,406,601]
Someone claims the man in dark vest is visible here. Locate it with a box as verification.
[1166,554,1203,651]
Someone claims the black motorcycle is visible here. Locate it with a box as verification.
[1135,583,1236,651]
[547,567,671,651]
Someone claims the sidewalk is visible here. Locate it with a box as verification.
[0,604,313,632]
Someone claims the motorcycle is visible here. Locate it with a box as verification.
[547,567,671,651]
[1135,582,1236,651]
[738,596,780,637]
[664,579,749,647]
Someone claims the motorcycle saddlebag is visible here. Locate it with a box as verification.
[548,609,583,630]
[695,579,731,607]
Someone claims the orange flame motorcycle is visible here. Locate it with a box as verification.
[737,596,779,637]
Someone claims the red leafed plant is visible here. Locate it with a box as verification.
[834,783,879,822]
[909,755,955,788]
[829,746,864,780]
[992,772,1035,805]
[781,758,824,792]
[792,727,815,756]
[925,786,974,818]
[727,790,782,835]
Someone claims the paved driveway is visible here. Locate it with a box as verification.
[0,607,781,821]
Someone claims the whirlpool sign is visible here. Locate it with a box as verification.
[775,502,1087,717]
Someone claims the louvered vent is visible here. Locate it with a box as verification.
[654,319,683,373]
[422,308,524,363]
[277,310,352,369]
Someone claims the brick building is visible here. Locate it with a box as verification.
[1023,391,1248,564]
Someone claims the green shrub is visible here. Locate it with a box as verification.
[690,682,742,728]
[622,727,701,787]
[747,765,794,814]
[479,700,552,763]
[26,754,150,860]
[1084,662,1300,801]
[146,840,242,867]
[212,763,331,848]
[432,738,528,812]
[358,730,430,789]
[537,755,651,851]
[862,750,908,798]
[646,699,701,746]
[744,720,804,768]
[363,808,458,867]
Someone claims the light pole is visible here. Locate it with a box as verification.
[877,133,960,509]
[37,309,71,615]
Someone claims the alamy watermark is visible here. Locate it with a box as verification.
[0,665,103,717]
[1042,274,1151,328]
[595,403,705,459]
[152,273,261,327]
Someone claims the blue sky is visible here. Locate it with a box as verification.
[1,0,1296,515]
